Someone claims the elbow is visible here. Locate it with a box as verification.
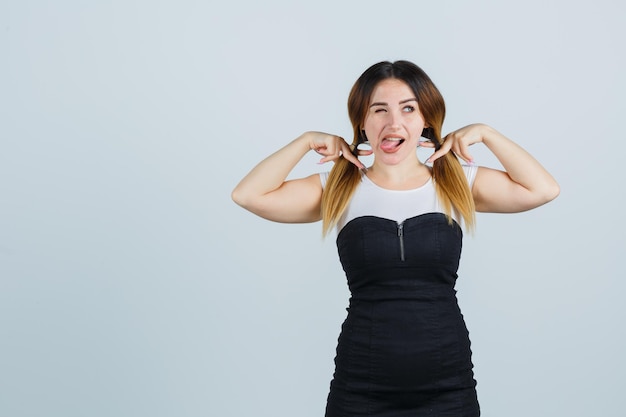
[231,186,264,214]
[538,180,560,206]
[231,186,250,209]
[550,182,561,201]
[546,180,560,202]
[520,180,560,212]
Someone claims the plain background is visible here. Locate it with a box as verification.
[1,1,624,416]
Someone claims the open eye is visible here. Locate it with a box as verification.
[403,105,415,113]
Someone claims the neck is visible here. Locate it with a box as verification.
[367,159,431,190]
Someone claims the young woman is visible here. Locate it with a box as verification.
[232,60,559,417]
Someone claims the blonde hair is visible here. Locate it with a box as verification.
[321,61,475,236]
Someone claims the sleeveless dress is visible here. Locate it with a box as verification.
[321,168,480,417]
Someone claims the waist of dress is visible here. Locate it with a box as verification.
[348,284,457,302]
[345,265,458,301]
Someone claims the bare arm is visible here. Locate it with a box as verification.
[231,131,365,223]
[425,124,560,213]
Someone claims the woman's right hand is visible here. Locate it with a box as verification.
[306,131,369,170]
[233,131,367,223]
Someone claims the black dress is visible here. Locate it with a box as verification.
[325,213,479,417]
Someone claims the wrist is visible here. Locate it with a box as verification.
[293,132,316,150]
[480,125,501,146]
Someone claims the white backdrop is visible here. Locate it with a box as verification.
[1,1,624,416]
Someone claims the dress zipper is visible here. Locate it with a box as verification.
[398,222,405,261]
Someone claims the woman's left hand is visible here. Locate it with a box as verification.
[420,123,560,213]
[422,123,491,164]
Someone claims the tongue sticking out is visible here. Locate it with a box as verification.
[380,138,404,152]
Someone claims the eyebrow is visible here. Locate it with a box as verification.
[369,98,418,108]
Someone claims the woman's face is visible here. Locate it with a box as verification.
[362,78,426,165]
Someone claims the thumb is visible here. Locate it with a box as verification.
[425,149,445,164]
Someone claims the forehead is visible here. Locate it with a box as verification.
[370,78,415,102]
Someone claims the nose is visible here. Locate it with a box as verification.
[387,109,402,129]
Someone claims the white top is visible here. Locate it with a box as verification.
[319,165,477,232]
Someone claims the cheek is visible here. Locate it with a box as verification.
[363,116,378,129]
[362,120,379,138]
[409,116,426,131]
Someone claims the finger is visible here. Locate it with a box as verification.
[425,139,453,164]
[425,150,442,164]
[453,141,474,164]
[418,140,435,148]
[317,144,345,164]
[457,149,474,164]
[316,141,340,160]
[425,147,448,164]
[313,138,337,155]
[341,146,366,169]
[316,148,339,164]
[318,153,339,164]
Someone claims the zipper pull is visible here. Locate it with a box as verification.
[398,222,405,261]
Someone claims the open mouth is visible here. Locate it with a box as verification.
[381,137,405,151]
